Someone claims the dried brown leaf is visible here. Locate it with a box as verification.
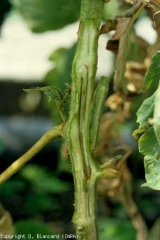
[106,92,124,111]
[107,39,119,54]
[100,19,116,35]
[112,18,132,40]
[124,61,147,93]
[106,18,132,94]
[125,0,136,4]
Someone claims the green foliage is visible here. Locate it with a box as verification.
[23,194,55,215]
[44,44,76,123]
[133,93,155,139]
[103,0,118,20]
[14,220,62,239]
[20,164,70,194]
[142,155,160,190]
[98,218,136,240]
[11,0,81,32]
[153,82,160,146]
[0,165,71,216]
[0,179,26,197]
[133,52,160,190]
[144,51,160,90]
[45,45,76,89]
[21,164,70,215]
[138,127,160,156]
[0,139,6,155]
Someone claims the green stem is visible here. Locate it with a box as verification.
[64,0,104,239]
[0,124,63,185]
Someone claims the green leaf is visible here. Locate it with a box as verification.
[24,194,54,215]
[11,0,81,32]
[24,86,63,103]
[14,220,62,239]
[45,45,76,89]
[133,93,155,139]
[133,87,160,190]
[144,51,160,90]
[0,180,26,198]
[142,155,160,190]
[44,44,76,123]
[20,164,70,194]
[138,126,160,190]
[0,139,6,155]
[98,217,136,240]
[138,127,160,156]
[153,81,160,146]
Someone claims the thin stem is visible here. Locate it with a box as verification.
[128,2,145,27]
[112,1,143,19]
[0,124,63,184]
[119,186,148,240]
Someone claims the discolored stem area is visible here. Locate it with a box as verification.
[64,0,105,239]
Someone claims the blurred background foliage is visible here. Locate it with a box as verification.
[0,0,160,239]
[11,0,81,32]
